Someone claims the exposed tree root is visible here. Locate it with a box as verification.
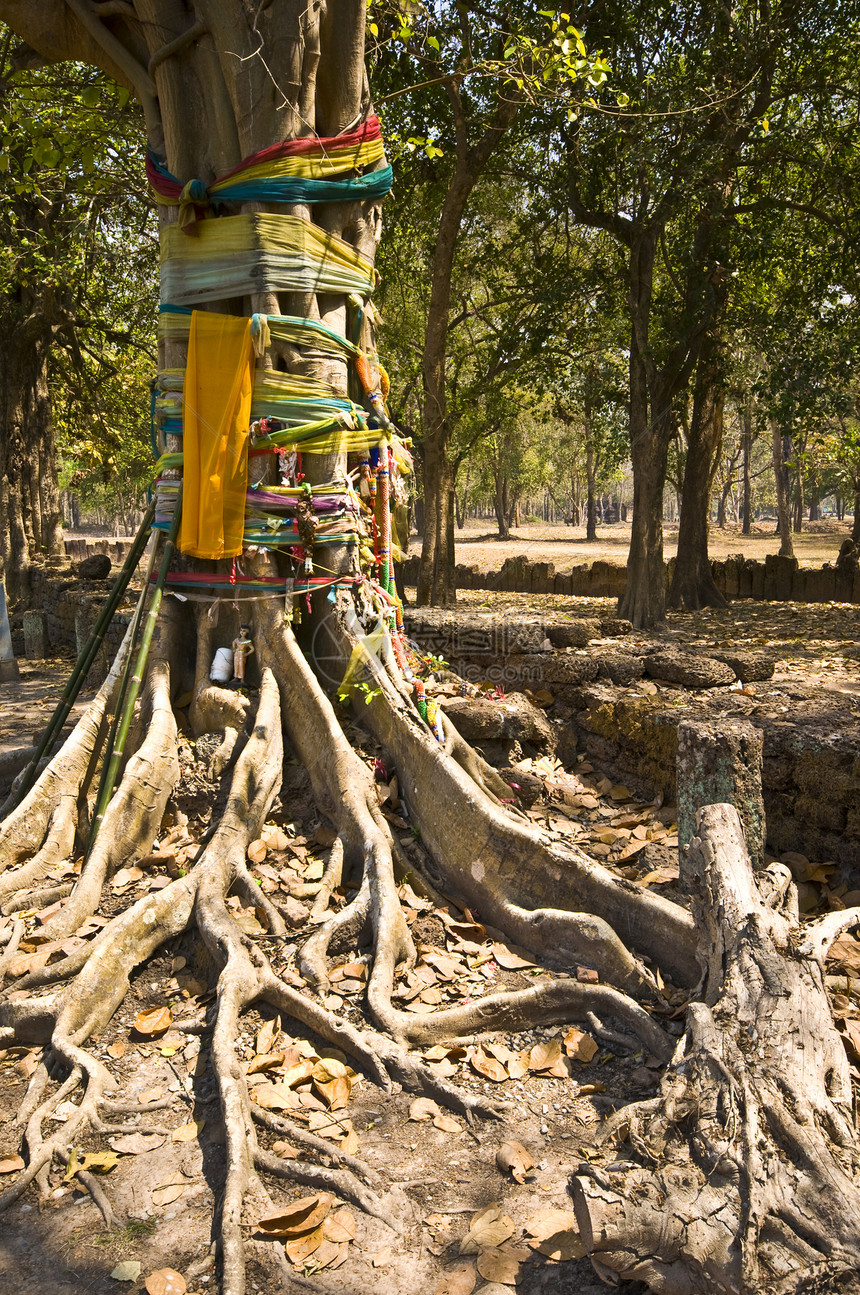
[0,796,77,902]
[251,1105,384,1188]
[0,622,135,863]
[6,542,857,1295]
[43,659,180,939]
[570,804,860,1294]
[360,641,698,990]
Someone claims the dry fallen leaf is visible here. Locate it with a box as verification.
[433,1112,461,1133]
[459,1203,516,1254]
[409,1097,442,1122]
[340,1127,360,1155]
[529,1037,569,1076]
[309,1237,345,1269]
[469,1047,507,1083]
[257,1193,333,1238]
[171,1119,203,1143]
[0,1155,25,1174]
[476,1249,522,1285]
[252,1083,299,1111]
[433,1261,477,1295]
[256,1016,280,1056]
[109,1132,166,1155]
[145,1267,187,1295]
[563,1028,599,1063]
[152,1182,186,1206]
[491,942,536,970]
[426,1057,459,1079]
[308,1111,353,1141]
[271,1140,300,1159]
[282,1059,316,1088]
[246,1051,285,1075]
[285,1225,325,1265]
[64,1150,119,1180]
[495,1139,534,1183]
[133,1006,173,1036]
[828,933,860,975]
[524,1207,585,1260]
[138,1086,164,1104]
[372,1246,393,1268]
[247,839,268,864]
[312,1059,352,1110]
[322,1208,356,1243]
[262,825,290,852]
[106,1040,126,1059]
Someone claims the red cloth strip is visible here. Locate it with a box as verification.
[147,116,382,201]
[217,116,382,180]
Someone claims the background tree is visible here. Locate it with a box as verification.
[556,0,859,624]
[0,38,151,592]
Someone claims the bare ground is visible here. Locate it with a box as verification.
[1,558,859,1295]
[448,518,854,572]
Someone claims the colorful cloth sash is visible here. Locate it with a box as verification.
[180,311,254,560]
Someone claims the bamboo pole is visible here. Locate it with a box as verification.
[86,528,162,848]
[7,500,157,811]
[88,488,182,850]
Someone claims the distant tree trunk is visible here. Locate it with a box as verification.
[669,336,728,610]
[417,434,456,604]
[792,440,805,533]
[771,418,794,558]
[418,87,519,606]
[582,376,598,541]
[454,464,470,530]
[741,394,753,535]
[493,467,511,539]
[853,487,860,544]
[716,478,730,528]
[0,301,64,595]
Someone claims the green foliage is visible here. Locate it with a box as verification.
[367,0,610,117]
[0,31,156,527]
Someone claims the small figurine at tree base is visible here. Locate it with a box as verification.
[232,625,254,682]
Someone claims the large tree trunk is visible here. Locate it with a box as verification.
[573,801,860,1294]
[618,230,671,628]
[669,335,728,610]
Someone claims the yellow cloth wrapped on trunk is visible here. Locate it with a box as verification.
[180,311,254,559]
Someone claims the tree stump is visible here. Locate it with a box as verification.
[677,718,765,869]
[22,610,48,661]
[571,802,860,1294]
